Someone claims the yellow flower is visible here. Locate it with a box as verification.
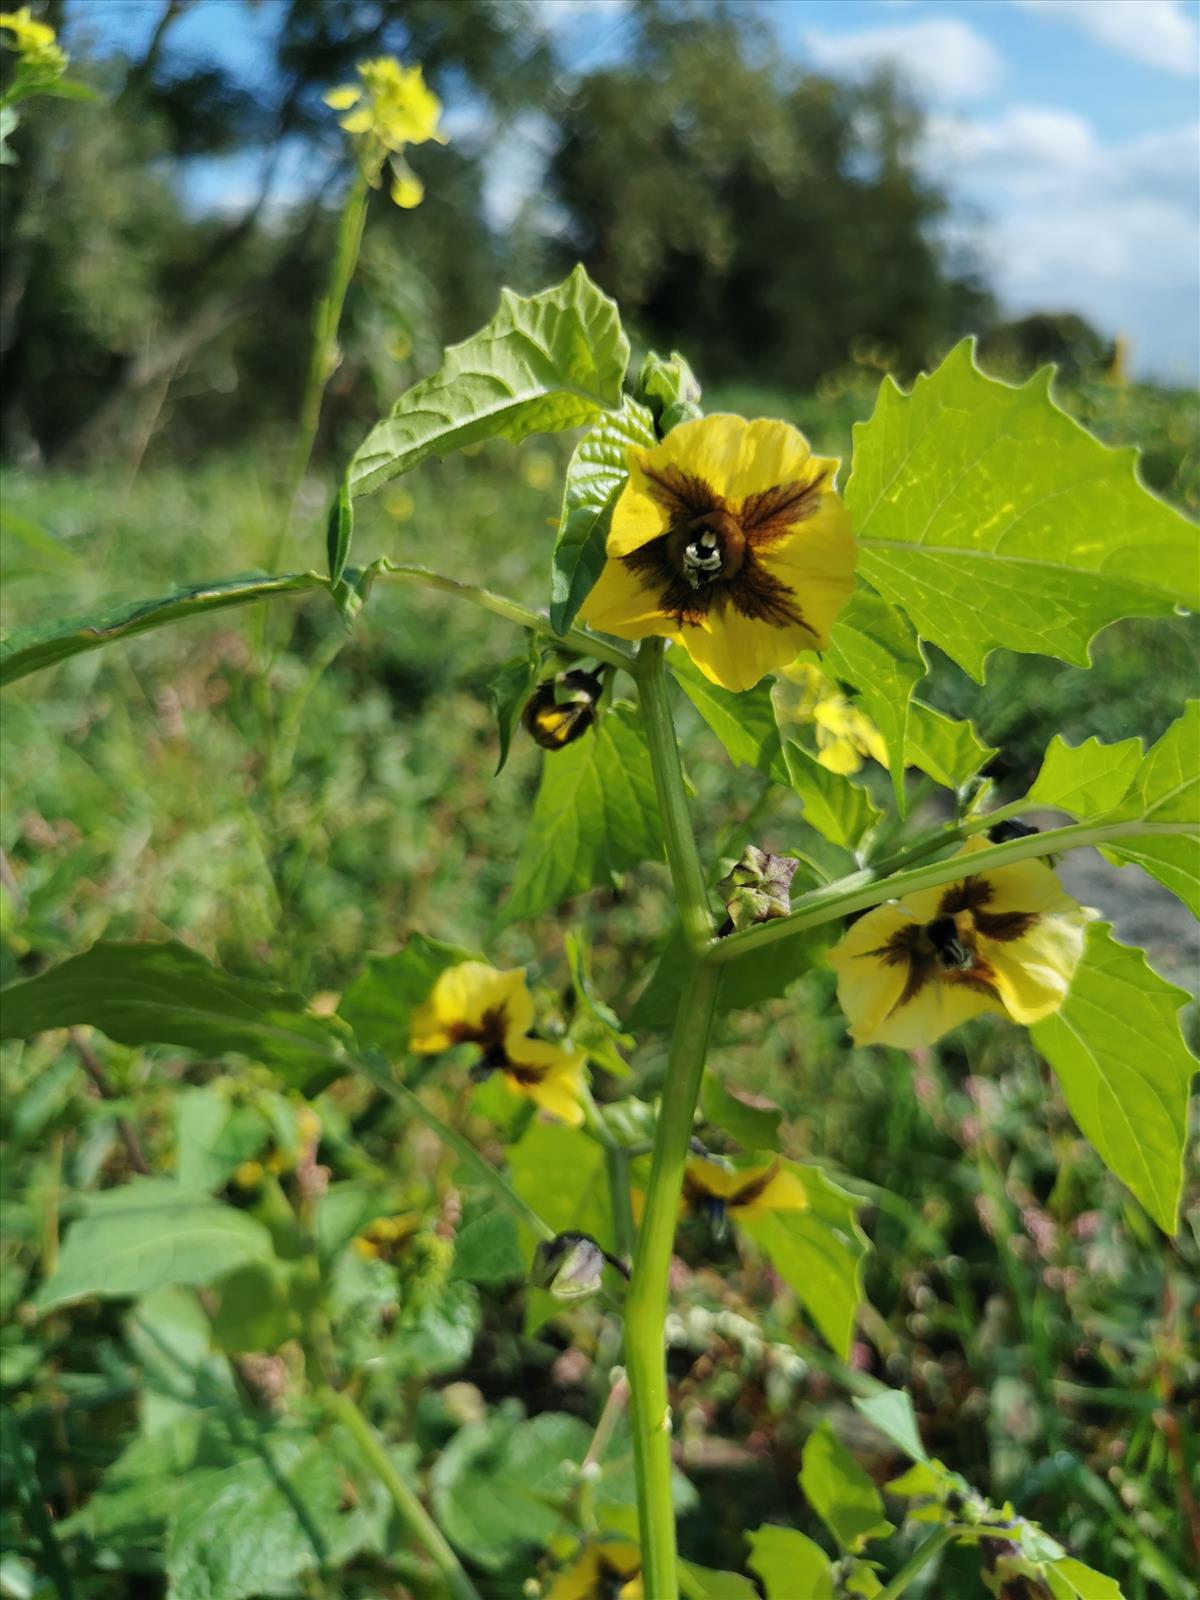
[548,1542,643,1600]
[783,662,887,773]
[324,56,446,208]
[578,415,855,693]
[683,1156,811,1226]
[410,961,586,1127]
[0,5,55,52]
[828,839,1095,1049]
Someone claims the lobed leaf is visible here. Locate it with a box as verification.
[904,700,995,792]
[669,648,790,786]
[348,265,629,498]
[701,1073,783,1153]
[0,572,326,688]
[747,1525,834,1600]
[800,1422,894,1552]
[551,394,656,634]
[501,704,663,925]
[1027,733,1144,818]
[846,340,1198,681]
[1032,922,1196,1233]
[821,588,925,810]
[851,1389,928,1463]
[786,741,880,850]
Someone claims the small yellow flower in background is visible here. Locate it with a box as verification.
[0,5,66,73]
[579,415,855,693]
[352,1211,421,1261]
[828,838,1095,1049]
[324,56,446,208]
[782,661,887,773]
[548,1541,643,1600]
[410,961,587,1127]
[683,1156,810,1224]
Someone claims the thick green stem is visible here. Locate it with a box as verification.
[707,818,1192,964]
[626,960,721,1597]
[326,1387,480,1600]
[636,638,715,952]
[875,1526,955,1600]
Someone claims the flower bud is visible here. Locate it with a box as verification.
[717,845,799,932]
[533,1232,626,1301]
[635,350,702,424]
[522,669,602,751]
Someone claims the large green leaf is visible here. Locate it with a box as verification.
[0,572,325,688]
[1045,1558,1125,1600]
[338,933,478,1059]
[1027,733,1144,817]
[669,650,789,786]
[852,1389,928,1463]
[747,1526,834,1600]
[349,266,628,498]
[904,700,995,792]
[551,395,656,634]
[736,1163,869,1357]
[0,941,344,1085]
[502,704,663,925]
[846,341,1198,681]
[822,589,925,810]
[507,1120,614,1257]
[786,742,880,850]
[37,1179,274,1310]
[628,919,835,1028]
[1031,923,1196,1233]
[800,1422,893,1552]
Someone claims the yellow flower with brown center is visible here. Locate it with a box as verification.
[578,416,855,693]
[828,839,1095,1049]
[782,662,887,773]
[324,56,446,208]
[410,961,586,1126]
[548,1541,643,1600]
[683,1155,811,1228]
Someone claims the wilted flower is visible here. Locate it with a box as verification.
[410,961,586,1126]
[782,662,887,773]
[548,1541,643,1600]
[579,416,855,692]
[532,1231,628,1301]
[324,56,446,208]
[522,668,603,751]
[828,839,1094,1048]
[717,845,799,931]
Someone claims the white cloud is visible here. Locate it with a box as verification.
[922,106,1200,377]
[1015,0,1199,77]
[804,16,1004,103]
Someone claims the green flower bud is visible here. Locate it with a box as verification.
[717,846,799,932]
[532,1231,626,1301]
[635,350,702,431]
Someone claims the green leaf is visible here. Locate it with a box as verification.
[502,704,663,925]
[737,1164,869,1357]
[747,1526,834,1600]
[628,919,834,1028]
[680,1562,760,1600]
[431,1407,591,1571]
[904,700,995,792]
[449,1208,525,1285]
[338,932,477,1058]
[786,742,880,851]
[325,473,354,584]
[392,1280,480,1379]
[1,510,83,572]
[37,1179,274,1311]
[801,1422,893,1553]
[551,395,656,634]
[349,266,628,498]
[846,340,1198,681]
[852,1389,928,1463]
[174,1087,270,1194]
[1031,923,1195,1233]
[208,1261,296,1354]
[507,1120,614,1257]
[1046,1557,1125,1600]
[1027,733,1145,817]
[669,649,789,786]
[564,929,634,1077]
[822,589,925,810]
[0,572,326,688]
[701,1073,782,1153]
[1104,702,1200,914]
[0,941,344,1086]
[488,643,540,774]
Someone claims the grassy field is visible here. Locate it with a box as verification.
[1,373,1197,1597]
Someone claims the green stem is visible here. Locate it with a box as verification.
[371,562,635,673]
[326,1387,480,1600]
[707,818,1192,964]
[581,1087,636,1265]
[876,1526,955,1600]
[636,638,715,952]
[274,171,371,571]
[351,1052,553,1242]
[624,960,721,1597]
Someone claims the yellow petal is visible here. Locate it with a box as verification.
[323,85,361,109]
[390,170,424,207]
[685,1157,767,1201]
[409,962,532,1051]
[816,730,863,774]
[606,415,750,558]
[859,977,999,1049]
[734,1163,811,1219]
[756,495,857,651]
[827,903,919,1041]
[680,603,818,693]
[984,905,1093,1024]
[338,107,375,134]
[505,1039,587,1126]
[735,418,829,500]
[576,553,679,640]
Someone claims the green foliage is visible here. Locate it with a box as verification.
[337,932,477,1058]
[669,650,790,785]
[502,704,663,925]
[821,589,925,809]
[551,395,656,635]
[800,1422,894,1551]
[847,341,1198,680]
[348,266,629,498]
[903,700,995,791]
[785,742,881,850]
[1032,923,1196,1232]
[700,1074,782,1153]
[0,571,325,687]
[747,1526,834,1600]
[37,1179,274,1311]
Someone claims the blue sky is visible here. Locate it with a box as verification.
[66,0,1200,380]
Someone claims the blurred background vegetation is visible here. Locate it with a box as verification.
[1,2,1197,1597]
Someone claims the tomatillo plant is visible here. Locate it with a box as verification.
[1,253,1196,1600]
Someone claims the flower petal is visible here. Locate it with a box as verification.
[680,604,818,692]
[323,85,361,109]
[506,1038,587,1126]
[736,418,827,500]
[737,1164,810,1218]
[755,496,857,650]
[984,906,1093,1024]
[410,962,532,1051]
[861,976,1000,1049]
[577,554,680,639]
[828,903,920,1041]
